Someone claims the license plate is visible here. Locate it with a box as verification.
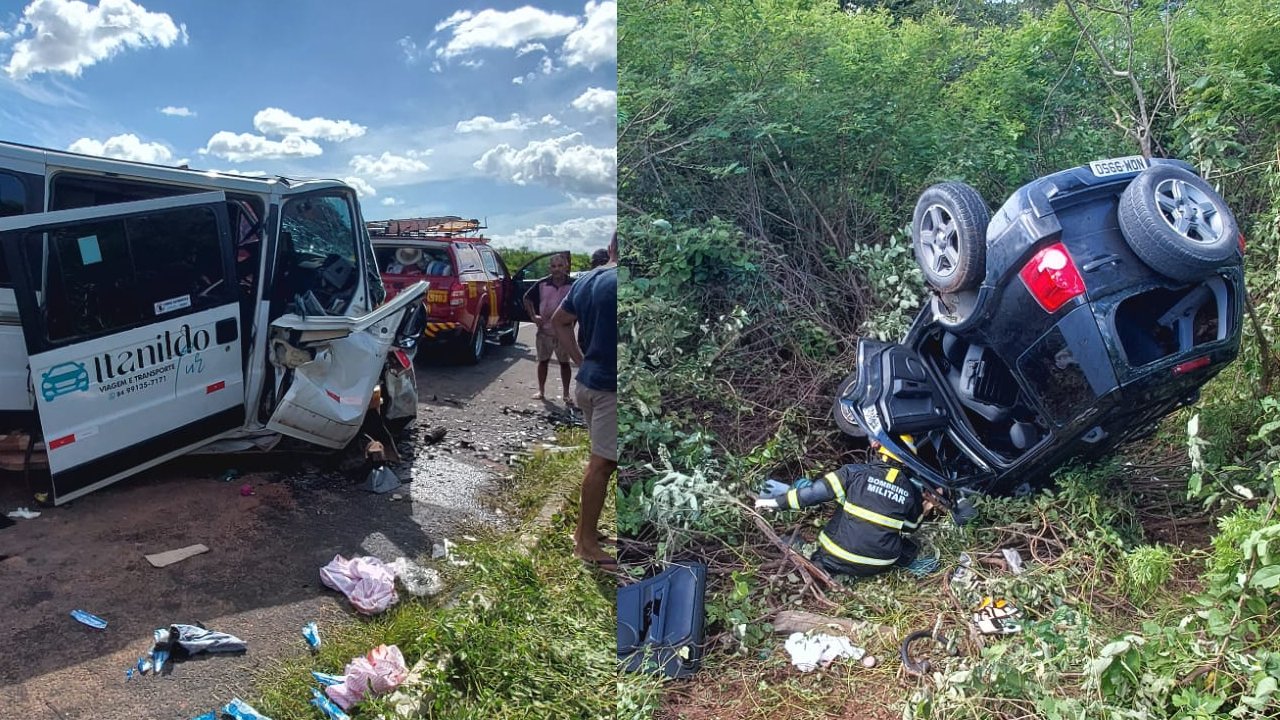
[1089,156,1148,178]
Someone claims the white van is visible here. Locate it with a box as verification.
[0,141,426,504]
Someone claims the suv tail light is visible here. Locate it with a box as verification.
[1239,232,1246,255]
[449,282,466,307]
[1019,242,1085,313]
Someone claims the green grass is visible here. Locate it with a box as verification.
[251,427,617,720]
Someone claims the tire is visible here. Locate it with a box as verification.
[457,311,487,365]
[832,370,868,438]
[911,182,990,293]
[1117,164,1239,282]
[498,320,519,346]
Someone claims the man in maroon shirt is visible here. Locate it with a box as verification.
[522,252,575,403]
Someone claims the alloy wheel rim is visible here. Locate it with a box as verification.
[1154,178,1225,244]
[920,204,960,278]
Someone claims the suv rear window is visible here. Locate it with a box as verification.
[375,245,453,276]
[453,243,484,273]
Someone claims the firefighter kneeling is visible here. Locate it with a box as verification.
[754,435,940,579]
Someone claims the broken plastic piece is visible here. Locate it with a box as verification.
[191,713,217,720]
[311,670,344,686]
[310,686,352,720]
[137,656,153,675]
[784,632,865,672]
[389,557,444,597]
[7,507,39,519]
[303,622,322,650]
[145,543,210,568]
[1001,548,1026,574]
[71,610,107,629]
[152,647,170,672]
[222,698,273,720]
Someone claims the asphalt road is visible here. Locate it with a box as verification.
[0,323,568,720]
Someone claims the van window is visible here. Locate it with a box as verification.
[280,194,360,314]
[50,174,192,210]
[0,173,25,218]
[36,206,230,344]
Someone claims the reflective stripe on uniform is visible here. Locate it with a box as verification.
[825,472,846,502]
[843,501,906,530]
[787,488,801,510]
[886,468,899,483]
[818,532,897,566]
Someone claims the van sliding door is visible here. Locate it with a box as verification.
[0,192,245,504]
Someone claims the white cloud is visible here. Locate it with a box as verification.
[67,133,173,164]
[343,176,377,197]
[455,114,532,133]
[199,132,323,162]
[460,58,484,69]
[159,105,194,117]
[570,194,617,210]
[436,6,578,59]
[381,197,401,207]
[349,151,430,181]
[252,107,366,142]
[515,42,545,57]
[474,133,615,197]
[494,215,615,253]
[5,0,188,80]
[512,76,524,85]
[571,87,616,114]
[540,114,561,126]
[561,1,615,70]
[539,56,555,75]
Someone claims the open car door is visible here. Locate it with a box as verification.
[509,252,571,322]
[265,280,427,447]
[0,192,246,504]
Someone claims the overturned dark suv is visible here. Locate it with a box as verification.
[836,157,1244,512]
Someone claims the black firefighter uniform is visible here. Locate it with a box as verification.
[782,461,925,577]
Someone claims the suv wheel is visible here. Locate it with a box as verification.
[1118,164,1239,282]
[498,320,519,346]
[911,182,990,294]
[459,313,487,365]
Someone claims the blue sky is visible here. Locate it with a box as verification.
[0,0,616,253]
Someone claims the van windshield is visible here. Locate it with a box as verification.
[279,194,360,315]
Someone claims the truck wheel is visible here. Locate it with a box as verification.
[498,320,519,346]
[458,312,487,365]
[911,182,990,293]
[1118,164,1239,282]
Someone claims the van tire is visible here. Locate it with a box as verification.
[911,182,990,293]
[1118,165,1239,282]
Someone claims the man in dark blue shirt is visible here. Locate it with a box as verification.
[553,231,618,570]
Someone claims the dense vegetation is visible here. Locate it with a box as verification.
[617,0,1280,717]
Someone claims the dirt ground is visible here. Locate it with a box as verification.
[0,323,573,719]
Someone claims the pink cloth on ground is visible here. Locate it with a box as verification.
[319,555,399,615]
[325,644,409,710]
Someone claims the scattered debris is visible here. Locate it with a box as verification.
[319,555,399,615]
[7,507,40,520]
[310,686,352,720]
[1001,547,1026,575]
[359,464,401,494]
[973,596,1023,635]
[239,483,255,497]
[900,629,958,677]
[431,539,454,560]
[325,644,409,710]
[390,493,404,502]
[618,562,707,678]
[222,698,273,720]
[784,632,865,672]
[771,610,895,645]
[422,426,448,444]
[191,713,217,720]
[303,622,322,651]
[389,557,444,597]
[70,610,107,629]
[221,469,240,482]
[312,670,344,686]
[145,543,209,568]
[861,654,878,668]
[155,624,248,658]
